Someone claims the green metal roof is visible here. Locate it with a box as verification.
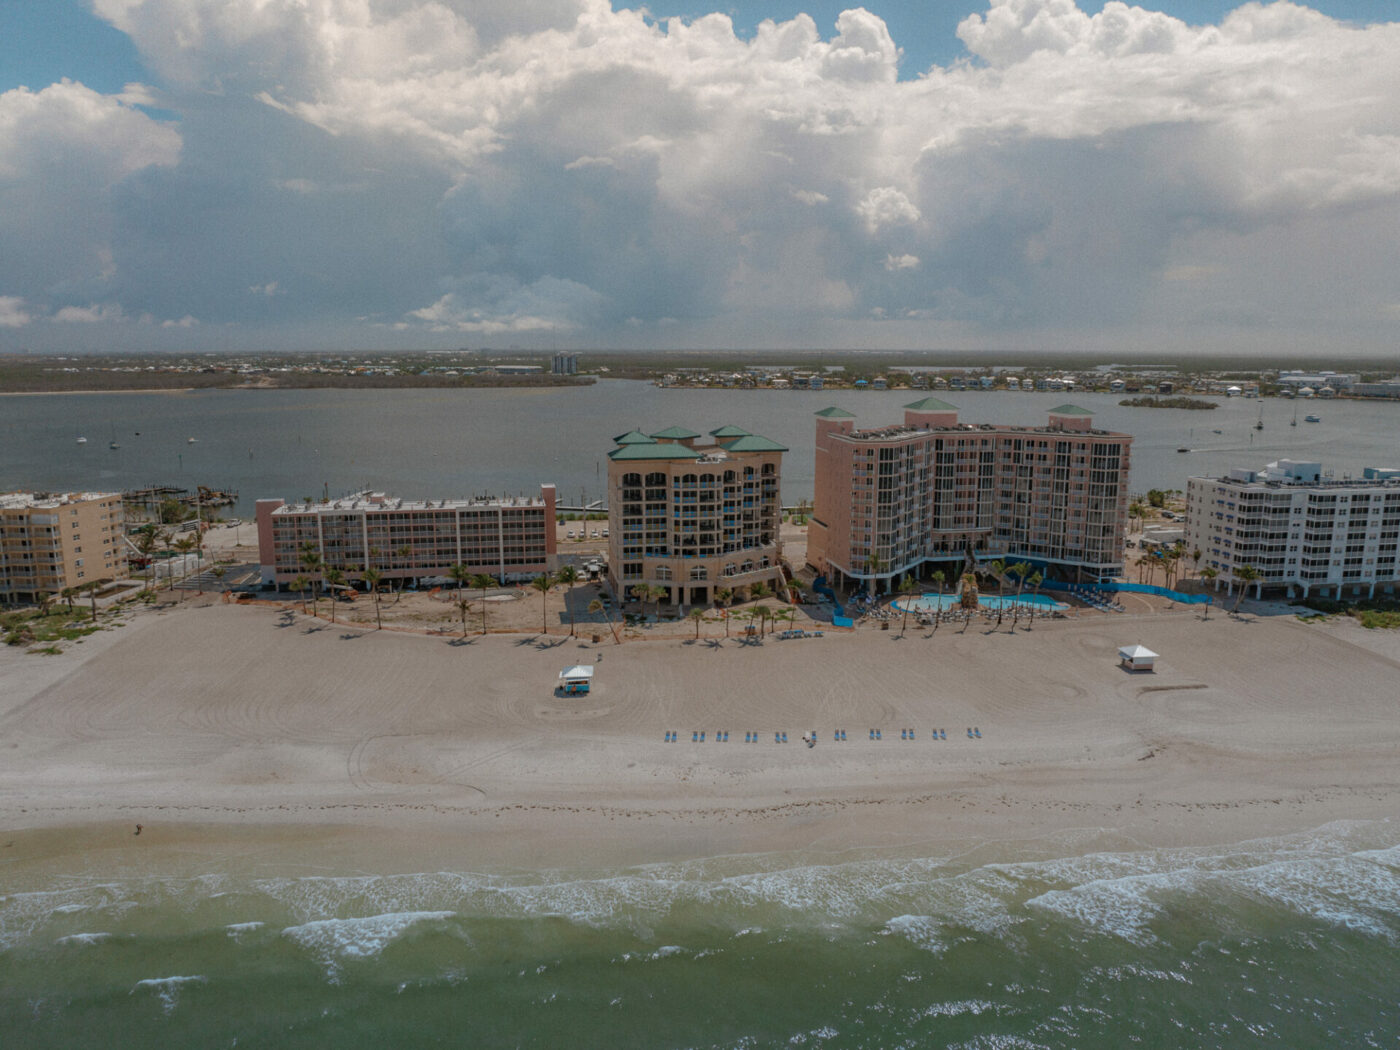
[650,425,702,440]
[608,443,703,461]
[721,434,788,452]
[708,424,751,438]
[814,406,857,418]
[1048,403,1093,416]
[903,396,959,412]
[613,429,655,445]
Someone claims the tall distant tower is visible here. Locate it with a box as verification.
[551,351,578,375]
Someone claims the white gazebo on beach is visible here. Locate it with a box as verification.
[1117,644,1157,672]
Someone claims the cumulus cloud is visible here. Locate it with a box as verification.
[52,302,126,323]
[0,296,31,327]
[0,0,1396,352]
[405,275,606,333]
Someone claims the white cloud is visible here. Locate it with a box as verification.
[161,315,199,328]
[53,302,126,324]
[858,187,921,233]
[0,79,179,179]
[0,296,31,327]
[405,275,605,333]
[0,0,1392,354]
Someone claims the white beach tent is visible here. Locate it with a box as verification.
[1117,644,1157,672]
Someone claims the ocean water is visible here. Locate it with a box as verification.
[3,385,1398,514]
[3,821,1397,1048]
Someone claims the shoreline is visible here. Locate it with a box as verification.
[3,599,1399,880]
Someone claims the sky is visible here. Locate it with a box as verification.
[2,1,1399,357]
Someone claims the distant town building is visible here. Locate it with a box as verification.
[1277,370,1357,391]
[1186,460,1400,600]
[807,401,1133,591]
[1353,377,1400,399]
[551,352,578,375]
[256,487,556,588]
[0,491,126,604]
[606,425,787,606]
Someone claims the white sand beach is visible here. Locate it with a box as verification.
[2,598,1398,878]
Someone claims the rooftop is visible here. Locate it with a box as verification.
[272,491,549,514]
[608,443,704,461]
[903,396,959,412]
[1,491,119,511]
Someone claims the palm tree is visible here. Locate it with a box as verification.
[589,597,621,644]
[457,596,472,636]
[1200,567,1217,619]
[299,542,323,617]
[689,608,706,638]
[749,580,771,602]
[897,574,918,636]
[1231,564,1259,615]
[363,567,383,629]
[173,535,196,591]
[1025,571,1044,627]
[448,562,470,597]
[395,544,413,593]
[555,565,582,635]
[292,573,310,613]
[133,523,160,593]
[324,567,345,623]
[85,581,99,622]
[865,550,886,598]
[752,603,771,638]
[470,573,495,634]
[530,572,554,633]
[929,569,947,627]
[1008,560,1031,625]
[713,586,733,638]
[61,586,77,612]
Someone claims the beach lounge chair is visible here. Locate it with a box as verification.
[974,727,981,738]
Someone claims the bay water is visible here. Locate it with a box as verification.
[4,384,1398,514]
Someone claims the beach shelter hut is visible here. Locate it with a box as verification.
[1117,644,1157,672]
[558,665,595,695]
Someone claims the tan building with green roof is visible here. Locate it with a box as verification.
[809,401,1132,590]
[606,425,787,606]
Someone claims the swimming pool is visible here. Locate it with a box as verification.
[892,593,1068,613]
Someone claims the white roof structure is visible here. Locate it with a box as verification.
[1117,645,1157,660]
[558,665,594,681]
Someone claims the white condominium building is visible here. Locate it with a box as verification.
[1186,460,1400,600]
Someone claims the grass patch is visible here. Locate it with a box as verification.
[1355,609,1400,630]
[2,606,110,647]
[1296,596,1400,629]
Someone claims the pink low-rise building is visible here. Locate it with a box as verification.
[257,486,556,588]
[808,400,1132,591]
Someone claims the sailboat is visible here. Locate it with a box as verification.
[1254,402,1264,431]
[76,433,87,445]
[107,424,120,450]
[1290,404,1298,427]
